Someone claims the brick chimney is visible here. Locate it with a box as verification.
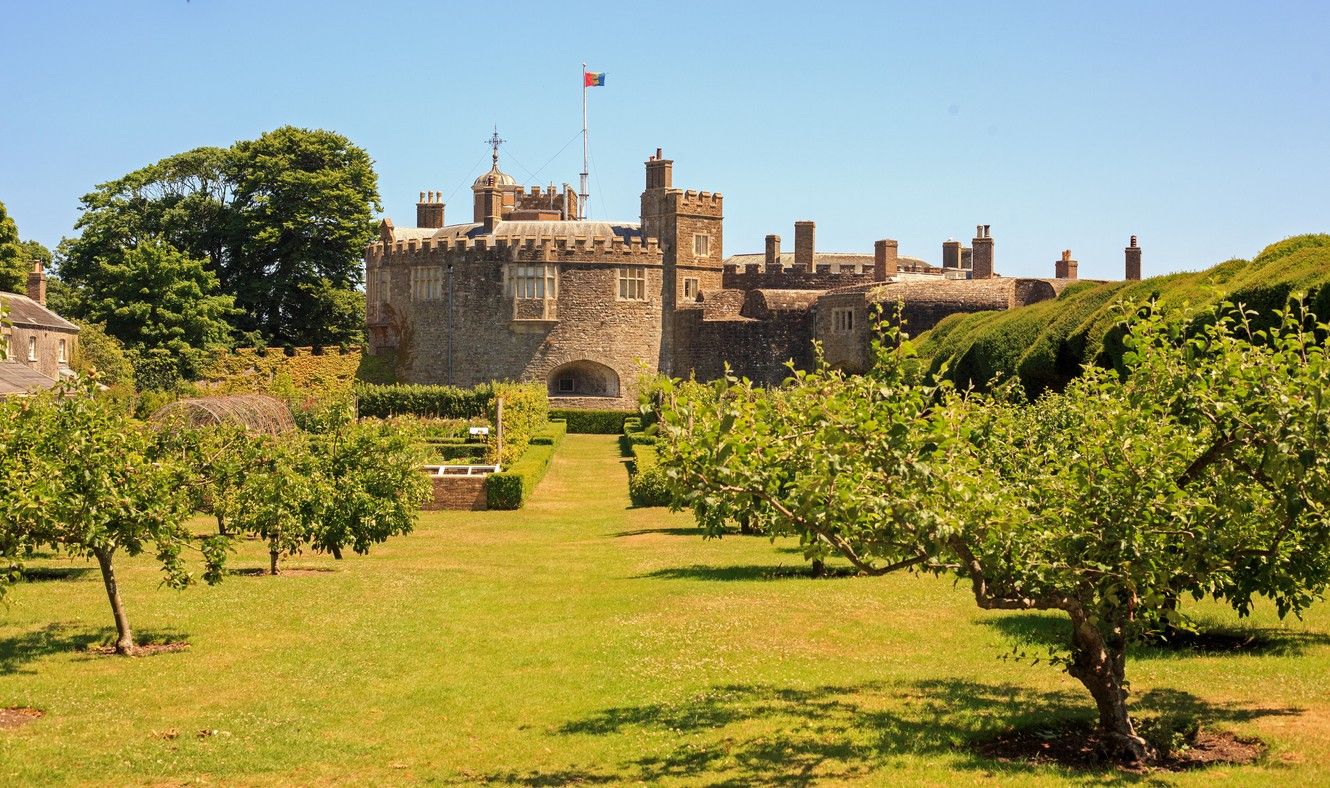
[764,234,781,267]
[971,224,994,280]
[874,239,899,280]
[27,260,46,306]
[794,221,815,272]
[475,177,503,231]
[416,190,446,229]
[1055,249,1078,280]
[645,147,673,190]
[1125,235,1142,281]
[942,239,962,269]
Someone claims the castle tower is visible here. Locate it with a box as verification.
[417,191,446,229]
[874,239,899,280]
[1055,249,1078,279]
[971,225,994,280]
[794,221,815,272]
[1125,235,1142,281]
[765,234,781,267]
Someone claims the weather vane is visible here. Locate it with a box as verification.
[486,125,505,168]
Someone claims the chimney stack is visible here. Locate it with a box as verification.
[27,260,46,306]
[645,148,673,190]
[874,239,899,280]
[794,221,815,272]
[416,190,446,229]
[1055,249,1078,280]
[764,234,781,267]
[942,239,962,269]
[971,224,994,279]
[1125,235,1142,281]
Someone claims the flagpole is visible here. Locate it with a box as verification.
[580,62,589,220]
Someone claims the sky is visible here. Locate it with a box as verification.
[1,0,1327,281]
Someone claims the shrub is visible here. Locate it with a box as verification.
[489,382,549,466]
[530,420,568,446]
[627,443,671,507]
[355,383,491,419]
[551,408,635,434]
[485,441,557,510]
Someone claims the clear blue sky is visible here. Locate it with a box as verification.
[2,1,1327,280]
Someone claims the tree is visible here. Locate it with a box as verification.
[656,303,1330,763]
[70,319,135,387]
[71,239,237,386]
[229,403,428,574]
[0,199,25,292]
[227,126,379,345]
[0,378,229,654]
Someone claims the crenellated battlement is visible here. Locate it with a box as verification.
[367,232,663,266]
[667,188,723,216]
[720,262,878,291]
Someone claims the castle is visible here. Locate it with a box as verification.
[365,145,1143,408]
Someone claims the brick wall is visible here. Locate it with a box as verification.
[4,324,77,380]
[423,473,488,510]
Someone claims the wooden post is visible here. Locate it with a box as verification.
[495,397,504,467]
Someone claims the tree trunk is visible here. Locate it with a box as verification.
[330,544,343,560]
[810,558,827,578]
[93,547,135,655]
[215,512,229,537]
[269,549,281,576]
[1066,609,1152,763]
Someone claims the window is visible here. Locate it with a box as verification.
[693,233,710,257]
[58,339,67,363]
[832,307,855,333]
[617,266,646,301]
[28,336,37,362]
[410,266,443,301]
[507,264,558,299]
[558,375,575,393]
[682,277,699,300]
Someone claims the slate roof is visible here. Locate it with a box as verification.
[395,220,646,244]
[723,252,935,272]
[0,292,79,332]
[0,362,59,396]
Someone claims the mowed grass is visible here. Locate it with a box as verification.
[2,435,1330,785]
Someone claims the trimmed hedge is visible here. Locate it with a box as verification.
[355,383,491,419]
[916,234,1330,397]
[484,420,567,509]
[550,408,636,434]
[627,443,671,507]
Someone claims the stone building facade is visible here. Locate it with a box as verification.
[1,262,80,397]
[366,144,1142,407]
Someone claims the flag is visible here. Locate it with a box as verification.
[584,71,606,87]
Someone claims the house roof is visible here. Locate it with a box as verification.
[0,362,59,397]
[0,292,79,332]
[390,220,646,244]
[723,252,934,271]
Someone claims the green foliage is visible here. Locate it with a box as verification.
[490,382,550,466]
[550,408,636,434]
[657,301,1330,761]
[198,346,366,399]
[484,472,526,510]
[355,383,492,419]
[0,377,226,653]
[70,319,135,387]
[530,419,568,446]
[485,429,561,510]
[916,234,1330,396]
[0,198,25,292]
[58,127,379,350]
[627,444,671,507]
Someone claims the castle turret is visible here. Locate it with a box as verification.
[417,191,446,229]
[794,221,815,272]
[27,260,46,305]
[874,239,899,280]
[1055,249,1078,280]
[971,225,994,279]
[1125,235,1142,281]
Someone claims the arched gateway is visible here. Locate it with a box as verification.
[547,360,620,398]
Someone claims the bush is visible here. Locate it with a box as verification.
[627,443,672,507]
[490,382,549,466]
[355,383,492,419]
[622,416,658,446]
[551,408,635,434]
[486,442,557,510]
[530,420,568,446]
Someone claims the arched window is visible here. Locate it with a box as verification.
[547,360,620,398]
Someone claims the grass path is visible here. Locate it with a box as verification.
[2,435,1329,785]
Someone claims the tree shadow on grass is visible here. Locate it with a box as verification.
[982,612,1330,658]
[536,679,1298,785]
[637,564,857,582]
[0,623,190,674]
[613,527,704,538]
[20,566,96,582]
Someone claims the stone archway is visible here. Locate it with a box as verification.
[547,360,620,398]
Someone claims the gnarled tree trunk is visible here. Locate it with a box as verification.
[1066,608,1152,763]
[269,548,281,576]
[93,547,135,655]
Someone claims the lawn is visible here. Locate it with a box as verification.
[2,435,1329,785]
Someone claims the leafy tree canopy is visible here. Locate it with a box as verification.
[656,301,1330,764]
[0,199,29,292]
